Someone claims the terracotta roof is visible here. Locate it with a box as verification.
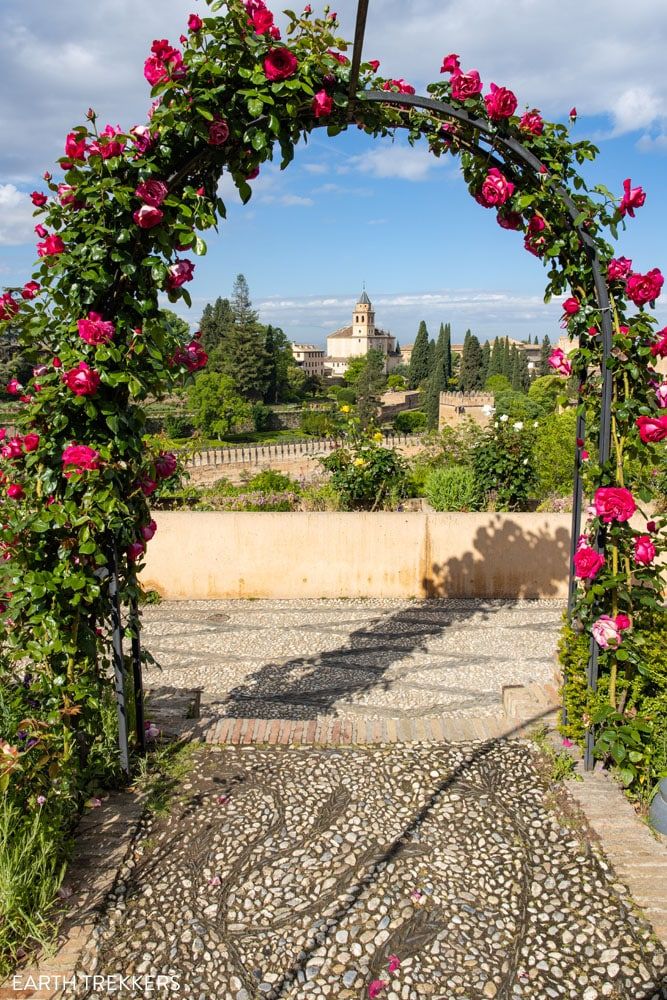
[327,326,354,339]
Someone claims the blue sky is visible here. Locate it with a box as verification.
[1,0,667,348]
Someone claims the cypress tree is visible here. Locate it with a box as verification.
[539,334,552,376]
[501,336,512,378]
[481,341,491,384]
[510,346,522,390]
[460,333,483,392]
[518,349,531,391]
[425,324,451,427]
[428,338,436,374]
[488,337,502,378]
[408,321,431,388]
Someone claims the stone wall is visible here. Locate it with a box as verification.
[140,511,573,600]
[439,392,494,429]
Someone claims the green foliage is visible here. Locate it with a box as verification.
[188,372,252,437]
[394,410,427,434]
[245,469,297,492]
[534,409,577,497]
[251,401,273,431]
[387,374,407,391]
[200,296,234,358]
[472,418,538,510]
[424,466,477,511]
[424,324,452,428]
[494,390,544,422]
[538,335,553,377]
[528,374,564,414]
[485,373,511,396]
[459,332,483,392]
[408,321,430,389]
[348,349,386,427]
[322,411,408,510]
[300,406,339,437]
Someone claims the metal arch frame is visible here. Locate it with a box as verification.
[342,7,613,770]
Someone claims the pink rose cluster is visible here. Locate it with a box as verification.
[264,48,298,81]
[381,79,416,95]
[475,168,515,208]
[0,293,19,322]
[607,252,663,306]
[166,259,195,292]
[144,39,186,87]
[171,337,208,372]
[1,433,39,461]
[78,312,115,346]
[548,348,572,377]
[245,0,280,39]
[573,541,605,580]
[88,124,126,160]
[133,179,168,229]
[592,614,631,650]
[61,444,101,478]
[63,361,101,397]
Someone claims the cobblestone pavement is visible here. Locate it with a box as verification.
[141,600,563,721]
[79,742,666,1000]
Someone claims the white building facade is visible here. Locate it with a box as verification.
[324,290,401,376]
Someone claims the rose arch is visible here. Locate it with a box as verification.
[1,0,665,786]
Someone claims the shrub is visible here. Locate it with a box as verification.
[394,410,427,434]
[494,390,544,422]
[534,409,577,498]
[472,418,537,511]
[300,408,338,437]
[246,470,300,493]
[424,466,477,511]
[485,374,511,395]
[251,402,273,432]
[322,411,408,511]
[163,413,194,439]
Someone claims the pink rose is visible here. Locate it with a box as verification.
[61,444,101,477]
[636,414,667,443]
[31,191,48,207]
[141,519,158,542]
[594,486,636,523]
[65,133,87,160]
[171,339,208,372]
[135,180,168,207]
[128,541,146,563]
[138,476,158,497]
[484,82,517,121]
[7,484,24,500]
[23,434,40,452]
[313,89,333,118]
[58,184,81,208]
[368,982,387,999]
[208,119,230,145]
[381,79,415,95]
[34,224,48,239]
[497,211,522,230]
[440,53,460,74]
[626,268,664,306]
[166,259,195,290]
[246,0,275,34]
[37,235,65,257]
[6,378,22,395]
[615,613,631,633]
[188,13,203,31]
[633,535,656,565]
[450,70,482,100]
[21,281,41,300]
[476,167,515,208]
[133,204,164,229]
[519,110,543,135]
[656,382,667,408]
[619,178,646,218]
[562,297,580,315]
[264,48,298,81]
[387,955,401,974]
[548,348,572,377]
[63,361,101,396]
[592,615,622,650]
[131,125,156,155]
[78,312,115,346]
[88,124,126,159]
[650,328,667,358]
[607,256,632,280]
[0,294,19,321]
[144,39,185,86]
[573,545,605,580]
[368,59,380,72]
[155,452,177,479]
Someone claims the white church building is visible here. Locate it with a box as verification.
[324,289,401,376]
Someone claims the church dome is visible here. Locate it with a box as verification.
[357,289,371,306]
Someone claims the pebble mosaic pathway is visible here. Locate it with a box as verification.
[77,742,666,1000]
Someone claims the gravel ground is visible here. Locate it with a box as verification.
[141,599,563,721]
[78,742,666,1000]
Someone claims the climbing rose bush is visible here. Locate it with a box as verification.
[0,0,664,798]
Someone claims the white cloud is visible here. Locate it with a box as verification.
[263,194,314,207]
[637,132,667,154]
[0,184,36,245]
[344,144,446,182]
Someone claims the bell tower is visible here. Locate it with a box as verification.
[352,288,375,342]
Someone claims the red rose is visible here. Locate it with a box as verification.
[78,312,115,346]
[619,178,646,218]
[368,59,380,72]
[138,476,158,497]
[636,414,667,443]
[172,339,208,372]
[440,53,460,74]
[450,70,482,100]
[128,541,146,563]
[313,90,333,118]
[141,519,158,542]
[0,294,19,322]
[633,535,656,566]
[246,0,274,34]
[155,452,178,479]
[133,204,164,229]
[36,235,65,257]
[21,281,41,300]
[30,191,48,207]
[135,180,168,207]
[61,444,101,477]
[208,119,230,145]
[562,297,580,315]
[573,544,605,580]
[381,79,415,95]
[650,327,667,358]
[63,361,101,396]
[626,268,664,306]
[497,211,522,230]
[188,13,203,31]
[263,48,298,82]
[594,486,636,523]
[65,133,87,160]
[475,167,515,208]
[23,434,40,452]
[519,110,543,135]
[484,83,517,121]
[7,484,24,500]
[607,256,632,280]
[166,259,195,291]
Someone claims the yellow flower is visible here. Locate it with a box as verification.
[353,457,365,467]
[340,405,351,414]
[373,432,383,442]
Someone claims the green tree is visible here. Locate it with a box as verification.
[263,324,295,403]
[534,408,577,498]
[511,347,530,391]
[538,334,552,376]
[500,336,512,378]
[387,373,407,391]
[424,323,452,428]
[224,274,269,400]
[528,374,563,414]
[439,322,452,382]
[350,349,386,427]
[199,296,233,360]
[188,372,252,438]
[485,373,512,396]
[408,321,430,388]
[459,333,483,392]
[428,337,436,374]
[487,337,503,378]
[481,341,491,384]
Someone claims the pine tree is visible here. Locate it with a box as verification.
[425,324,451,428]
[225,273,269,400]
[481,341,491,384]
[263,325,296,404]
[199,297,234,358]
[539,334,552,376]
[460,333,483,392]
[354,349,386,427]
[408,321,430,388]
[488,337,502,379]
